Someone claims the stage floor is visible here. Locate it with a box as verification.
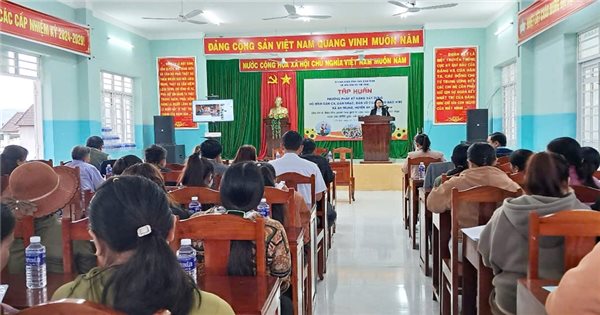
[348,159,403,191]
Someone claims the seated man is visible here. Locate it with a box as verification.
[144,144,170,173]
[65,146,104,192]
[300,139,336,223]
[269,131,327,209]
[200,139,228,178]
[487,132,513,158]
[86,136,109,171]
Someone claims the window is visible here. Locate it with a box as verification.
[578,26,600,148]
[0,50,39,78]
[101,72,134,147]
[501,62,517,148]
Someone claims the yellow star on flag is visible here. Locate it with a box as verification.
[281,74,292,85]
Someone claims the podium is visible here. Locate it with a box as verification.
[263,118,290,157]
[359,116,395,163]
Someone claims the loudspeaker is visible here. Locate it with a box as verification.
[162,144,186,164]
[466,109,488,143]
[154,116,175,145]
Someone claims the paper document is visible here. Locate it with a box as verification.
[543,286,558,293]
[0,284,7,303]
[461,225,485,241]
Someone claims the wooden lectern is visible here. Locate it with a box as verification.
[359,116,395,163]
[263,118,290,157]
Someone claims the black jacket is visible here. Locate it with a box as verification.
[370,107,390,116]
[300,154,335,186]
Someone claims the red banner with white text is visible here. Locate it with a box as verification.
[518,0,596,44]
[434,47,478,124]
[205,30,424,54]
[0,0,91,56]
[157,57,198,129]
[239,54,410,72]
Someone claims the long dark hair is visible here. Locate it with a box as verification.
[112,155,142,176]
[581,147,600,189]
[415,134,431,152]
[547,137,586,180]
[89,176,197,314]
[220,162,264,276]
[524,152,570,197]
[372,98,384,109]
[233,145,257,164]
[468,143,497,167]
[0,145,28,176]
[180,153,214,187]
[447,144,469,176]
[258,163,285,224]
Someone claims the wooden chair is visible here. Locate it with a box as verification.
[30,159,53,167]
[1,175,9,194]
[497,156,510,165]
[14,216,35,248]
[332,147,355,203]
[60,161,71,166]
[166,163,185,171]
[263,186,297,228]
[497,162,513,173]
[441,186,522,315]
[18,299,124,314]
[509,172,525,188]
[171,214,267,276]
[315,147,328,156]
[528,210,600,280]
[403,157,443,231]
[571,185,600,204]
[169,186,221,206]
[272,147,285,160]
[277,173,316,208]
[82,190,95,210]
[56,166,85,219]
[327,173,338,250]
[162,171,183,184]
[212,174,223,190]
[61,217,92,274]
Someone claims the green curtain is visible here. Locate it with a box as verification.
[207,60,262,159]
[207,53,424,159]
[297,53,424,159]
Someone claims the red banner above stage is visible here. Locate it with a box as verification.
[434,47,478,124]
[205,30,424,54]
[157,57,198,129]
[0,0,91,56]
[239,54,410,72]
[518,0,596,44]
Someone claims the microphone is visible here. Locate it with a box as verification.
[382,105,390,109]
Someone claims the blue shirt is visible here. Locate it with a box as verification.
[496,147,513,158]
[65,160,105,192]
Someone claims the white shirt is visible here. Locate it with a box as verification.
[269,152,327,207]
[376,107,382,115]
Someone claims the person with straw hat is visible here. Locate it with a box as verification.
[1,161,96,274]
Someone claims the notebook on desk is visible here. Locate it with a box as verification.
[461,225,485,241]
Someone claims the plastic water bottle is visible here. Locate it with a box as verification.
[257,198,270,217]
[105,164,113,177]
[327,151,333,162]
[418,162,426,179]
[188,196,201,215]
[25,236,47,289]
[275,151,281,159]
[177,239,197,283]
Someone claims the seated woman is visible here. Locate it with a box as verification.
[402,133,445,178]
[479,152,589,315]
[52,176,234,314]
[179,153,215,187]
[232,145,257,164]
[259,163,310,243]
[0,145,28,176]
[111,155,142,176]
[509,149,533,173]
[0,203,18,314]
[122,163,189,219]
[580,147,600,189]
[433,143,469,187]
[219,162,293,315]
[547,137,590,186]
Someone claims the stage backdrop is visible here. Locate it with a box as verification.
[303,76,408,141]
[207,53,423,159]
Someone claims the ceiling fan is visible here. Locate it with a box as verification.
[142,0,207,25]
[388,0,458,16]
[263,4,331,21]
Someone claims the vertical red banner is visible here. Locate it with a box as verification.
[434,47,478,124]
[157,57,198,128]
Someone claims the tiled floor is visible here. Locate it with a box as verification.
[314,191,440,315]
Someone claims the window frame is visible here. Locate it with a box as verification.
[577,25,600,149]
[501,62,517,148]
[100,71,135,146]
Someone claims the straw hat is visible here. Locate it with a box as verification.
[6,162,78,217]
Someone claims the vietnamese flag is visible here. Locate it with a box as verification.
[258,72,298,159]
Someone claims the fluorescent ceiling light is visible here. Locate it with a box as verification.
[203,11,222,25]
[107,36,133,49]
[494,21,513,36]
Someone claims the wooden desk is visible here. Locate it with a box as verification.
[517,279,557,315]
[462,231,493,315]
[409,178,424,249]
[286,227,305,315]
[418,188,432,276]
[432,211,450,301]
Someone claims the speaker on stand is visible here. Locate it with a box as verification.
[466,109,489,144]
[153,116,185,164]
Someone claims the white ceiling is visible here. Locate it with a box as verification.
[59,0,516,39]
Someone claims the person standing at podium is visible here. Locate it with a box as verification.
[369,98,391,116]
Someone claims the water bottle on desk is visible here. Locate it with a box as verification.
[418,162,426,179]
[257,198,270,217]
[188,196,201,215]
[25,236,47,289]
[327,151,333,162]
[177,239,197,283]
[105,164,113,178]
